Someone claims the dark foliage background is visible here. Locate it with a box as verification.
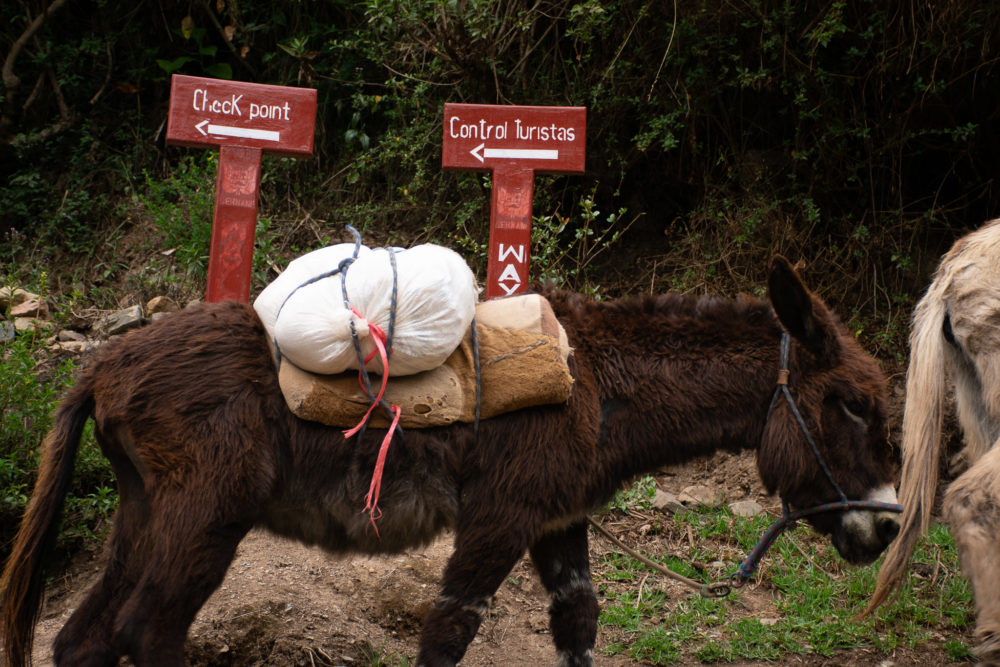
[5,1,999,310]
[2,0,1000,547]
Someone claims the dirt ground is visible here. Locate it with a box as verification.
[27,447,970,667]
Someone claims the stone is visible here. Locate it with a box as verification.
[13,317,52,332]
[0,287,36,309]
[0,321,14,342]
[146,295,180,315]
[57,329,87,342]
[95,305,144,337]
[652,489,685,513]
[10,297,49,319]
[728,499,764,517]
[677,484,725,507]
[52,340,100,354]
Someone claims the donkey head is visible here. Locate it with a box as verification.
[757,257,900,564]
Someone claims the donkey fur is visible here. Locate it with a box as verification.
[1,257,899,667]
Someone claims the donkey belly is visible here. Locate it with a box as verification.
[261,470,460,555]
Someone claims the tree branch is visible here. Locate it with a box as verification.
[2,0,71,92]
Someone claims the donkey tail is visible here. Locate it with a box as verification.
[864,276,950,614]
[0,374,95,667]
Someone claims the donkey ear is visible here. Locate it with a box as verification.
[768,255,833,356]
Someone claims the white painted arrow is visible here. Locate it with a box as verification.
[470,143,559,163]
[196,119,279,142]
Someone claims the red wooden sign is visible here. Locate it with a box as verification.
[166,74,317,157]
[442,103,586,299]
[166,74,318,302]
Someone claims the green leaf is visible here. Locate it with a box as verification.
[203,62,233,79]
[155,56,194,74]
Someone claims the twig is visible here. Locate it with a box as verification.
[647,0,678,101]
[929,545,942,588]
[788,535,833,579]
[599,1,650,86]
[635,572,650,608]
[588,516,705,594]
[89,41,113,106]
[199,0,256,75]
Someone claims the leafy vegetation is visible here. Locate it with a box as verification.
[0,292,113,554]
[0,1,995,661]
[596,495,973,664]
[4,1,999,304]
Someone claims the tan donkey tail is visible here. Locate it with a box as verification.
[864,279,949,614]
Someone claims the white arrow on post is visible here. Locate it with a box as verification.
[470,143,559,164]
[196,119,280,142]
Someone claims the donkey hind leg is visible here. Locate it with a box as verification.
[944,443,1000,663]
[53,507,144,666]
[111,506,250,667]
[416,530,527,667]
[53,436,151,666]
[529,519,599,667]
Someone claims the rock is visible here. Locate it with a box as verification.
[13,317,52,332]
[652,489,685,513]
[150,311,175,322]
[0,287,36,309]
[95,305,144,336]
[52,340,101,354]
[57,329,87,342]
[63,312,92,331]
[728,499,764,517]
[10,297,49,319]
[677,484,725,507]
[0,321,14,342]
[146,295,179,315]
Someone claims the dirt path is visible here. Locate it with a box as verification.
[28,452,962,666]
[32,529,632,667]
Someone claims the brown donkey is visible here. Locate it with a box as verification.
[1,257,900,667]
[869,219,1000,662]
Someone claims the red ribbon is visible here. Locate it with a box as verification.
[342,308,401,533]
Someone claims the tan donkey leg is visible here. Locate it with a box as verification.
[944,444,1000,664]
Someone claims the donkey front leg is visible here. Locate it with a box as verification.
[529,519,599,667]
[416,528,527,667]
[944,444,1000,664]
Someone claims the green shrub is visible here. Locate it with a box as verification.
[0,328,115,558]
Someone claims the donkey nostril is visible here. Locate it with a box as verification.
[877,516,900,545]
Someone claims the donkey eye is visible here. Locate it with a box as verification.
[839,399,868,426]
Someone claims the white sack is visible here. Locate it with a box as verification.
[255,243,477,376]
[253,243,372,337]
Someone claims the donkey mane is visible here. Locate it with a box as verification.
[545,287,776,334]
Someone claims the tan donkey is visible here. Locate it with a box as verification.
[869,218,1000,664]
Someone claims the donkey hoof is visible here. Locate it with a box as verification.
[972,632,1000,664]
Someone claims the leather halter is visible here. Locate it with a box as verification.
[704,332,904,597]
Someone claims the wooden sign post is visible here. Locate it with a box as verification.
[165,74,317,303]
[442,103,586,299]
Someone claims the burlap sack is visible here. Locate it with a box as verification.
[278,294,573,428]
